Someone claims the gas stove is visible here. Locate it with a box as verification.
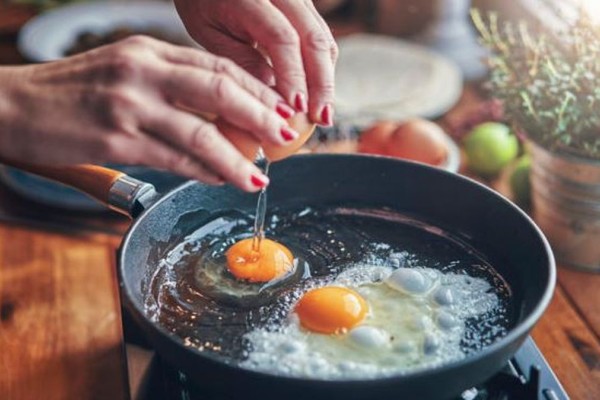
[124,319,568,400]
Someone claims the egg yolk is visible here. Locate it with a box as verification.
[226,238,294,282]
[295,287,368,334]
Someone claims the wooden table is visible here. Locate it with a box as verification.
[1,5,600,400]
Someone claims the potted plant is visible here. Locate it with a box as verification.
[471,8,600,271]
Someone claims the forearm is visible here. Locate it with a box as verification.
[0,38,280,190]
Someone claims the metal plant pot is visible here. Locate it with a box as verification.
[530,141,600,272]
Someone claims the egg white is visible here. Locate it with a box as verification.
[240,264,501,380]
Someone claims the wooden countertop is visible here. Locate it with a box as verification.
[1,5,599,400]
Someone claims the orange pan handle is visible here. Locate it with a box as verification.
[0,158,158,218]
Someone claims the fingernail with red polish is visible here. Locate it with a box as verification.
[320,104,334,126]
[276,102,295,119]
[294,92,308,113]
[251,174,269,188]
[280,126,299,142]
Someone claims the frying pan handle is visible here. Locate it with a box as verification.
[0,159,158,218]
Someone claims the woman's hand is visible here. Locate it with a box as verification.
[0,36,301,192]
[174,0,338,126]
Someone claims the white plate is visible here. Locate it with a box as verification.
[18,0,193,62]
[334,34,462,127]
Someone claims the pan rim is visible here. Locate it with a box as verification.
[119,153,556,385]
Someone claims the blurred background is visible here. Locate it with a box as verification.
[1,3,600,400]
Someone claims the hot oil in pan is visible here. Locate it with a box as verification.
[144,206,513,374]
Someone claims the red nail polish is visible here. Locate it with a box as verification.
[294,92,308,113]
[276,102,295,119]
[321,104,333,126]
[251,174,269,188]
[280,126,298,142]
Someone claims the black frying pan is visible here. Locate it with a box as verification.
[6,155,555,400]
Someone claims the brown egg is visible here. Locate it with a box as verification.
[387,119,447,166]
[358,119,448,166]
[216,119,261,160]
[357,121,397,155]
[218,113,316,162]
[263,113,316,161]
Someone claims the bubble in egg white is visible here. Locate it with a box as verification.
[309,357,329,375]
[394,340,418,354]
[385,268,437,295]
[437,311,460,331]
[335,265,391,286]
[433,287,455,306]
[388,252,408,268]
[338,361,359,373]
[411,315,434,331]
[424,333,441,355]
[348,326,391,349]
[279,340,306,354]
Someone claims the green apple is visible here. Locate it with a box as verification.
[464,122,519,177]
[510,155,532,208]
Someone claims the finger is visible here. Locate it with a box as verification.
[138,140,225,185]
[235,1,308,113]
[141,107,269,192]
[102,132,225,185]
[157,41,281,108]
[157,64,299,146]
[306,3,339,63]
[273,0,336,126]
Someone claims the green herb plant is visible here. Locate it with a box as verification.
[471,7,600,159]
